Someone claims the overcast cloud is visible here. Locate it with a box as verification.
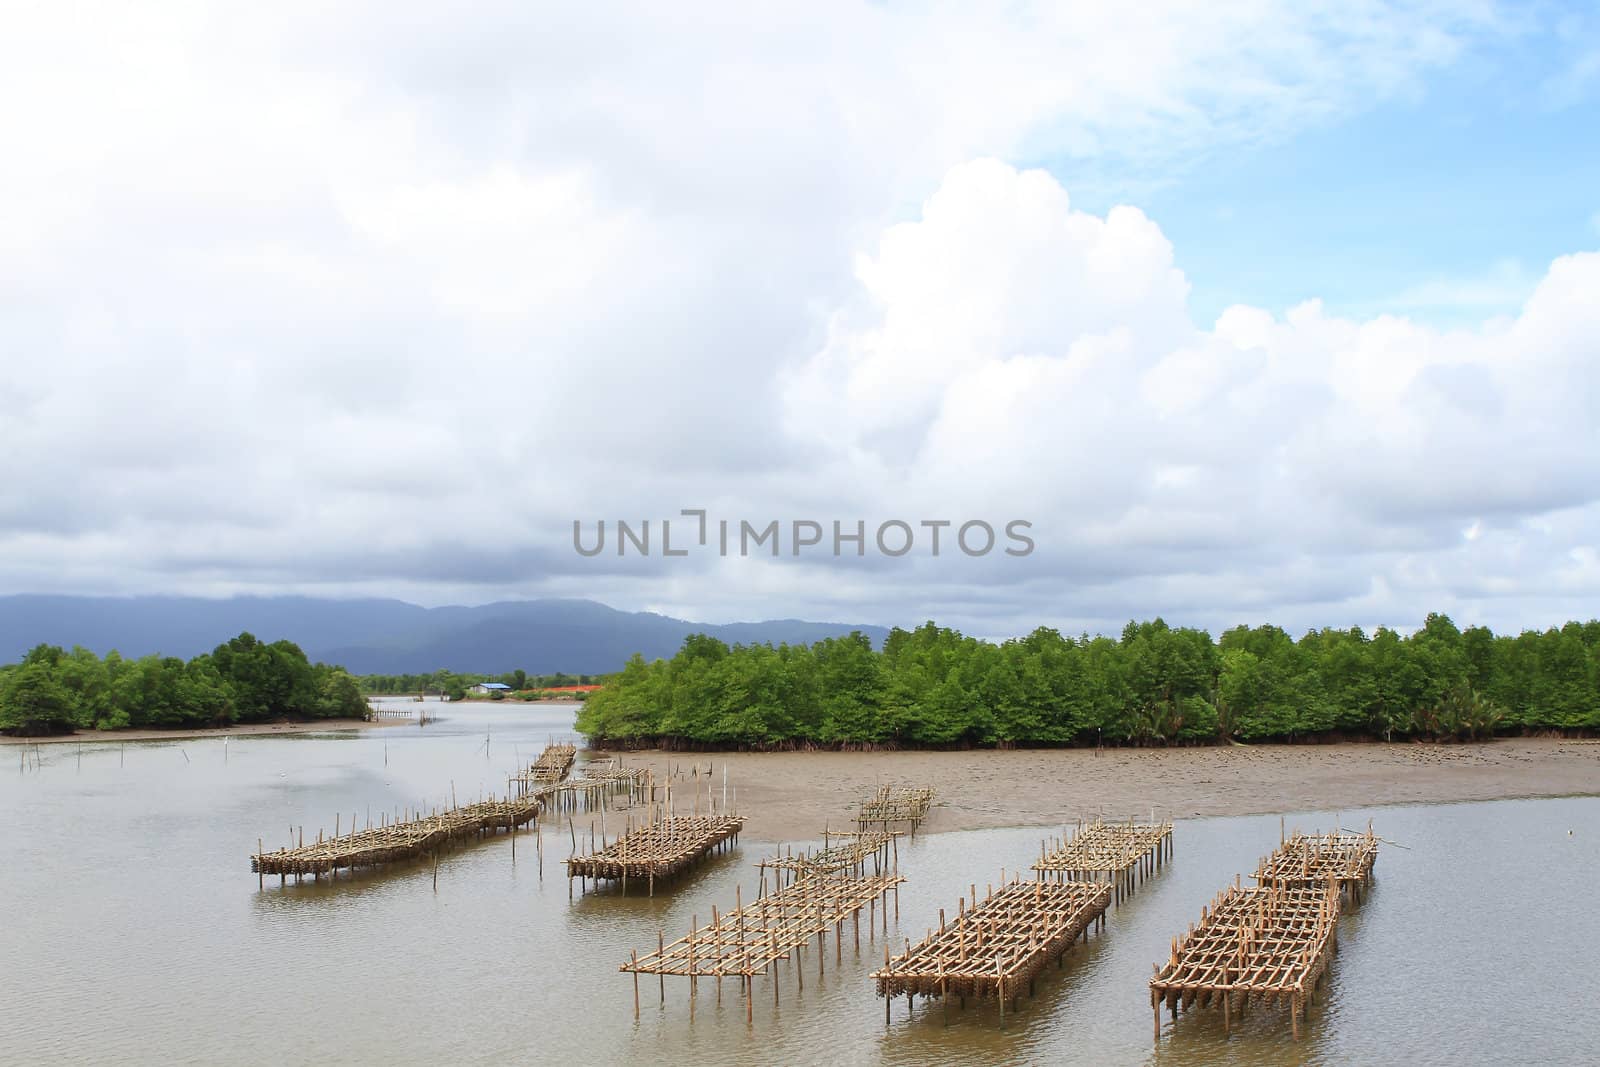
[2,2,1596,639]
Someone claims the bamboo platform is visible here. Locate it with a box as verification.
[873,875,1112,1023]
[1254,827,1379,904]
[575,759,649,785]
[856,785,936,834]
[1149,878,1342,1042]
[250,793,542,883]
[620,871,906,1022]
[1031,818,1173,904]
[535,775,641,812]
[565,813,744,896]
[529,742,578,783]
[511,759,649,812]
[757,830,895,888]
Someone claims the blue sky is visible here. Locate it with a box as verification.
[1063,7,1600,325]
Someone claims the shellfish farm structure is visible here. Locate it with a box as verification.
[1031,818,1173,904]
[1254,827,1379,903]
[856,785,936,835]
[757,830,895,889]
[513,759,649,815]
[528,742,577,784]
[565,812,744,896]
[250,793,542,884]
[872,874,1113,1024]
[621,871,906,1023]
[1149,878,1343,1041]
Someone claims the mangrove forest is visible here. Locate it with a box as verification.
[574,614,1600,748]
[0,632,367,735]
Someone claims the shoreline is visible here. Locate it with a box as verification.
[0,718,400,745]
[601,737,1600,842]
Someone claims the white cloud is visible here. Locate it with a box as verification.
[3,2,1594,639]
[782,161,1600,633]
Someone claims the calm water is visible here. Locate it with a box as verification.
[2,701,1597,1066]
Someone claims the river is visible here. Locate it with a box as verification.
[2,699,1595,1065]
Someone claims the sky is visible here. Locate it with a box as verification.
[1,1,1598,641]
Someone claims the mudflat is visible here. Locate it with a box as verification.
[613,738,1600,843]
[0,717,397,745]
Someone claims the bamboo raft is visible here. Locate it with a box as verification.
[757,830,895,888]
[621,871,906,1022]
[873,874,1112,1024]
[1149,878,1342,1041]
[856,785,936,834]
[1031,818,1173,904]
[1254,827,1379,904]
[565,813,744,896]
[251,793,542,883]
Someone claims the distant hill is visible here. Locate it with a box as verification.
[0,595,890,674]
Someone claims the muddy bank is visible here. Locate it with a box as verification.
[0,718,398,745]
[602,737,1600,842]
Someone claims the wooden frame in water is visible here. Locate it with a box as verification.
[872,873,1112,1026]
[1149,878,1342,1042]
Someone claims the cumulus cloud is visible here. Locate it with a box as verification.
[1,2,1593,639]
[782,160,1600,635]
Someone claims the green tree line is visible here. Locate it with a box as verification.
[574,614,1600,748]
[357,669,600,700]
[0,633,367,735]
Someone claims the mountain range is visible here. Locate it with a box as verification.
[0,595,890,675]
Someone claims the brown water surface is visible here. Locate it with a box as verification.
[2,700,1595,1066]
